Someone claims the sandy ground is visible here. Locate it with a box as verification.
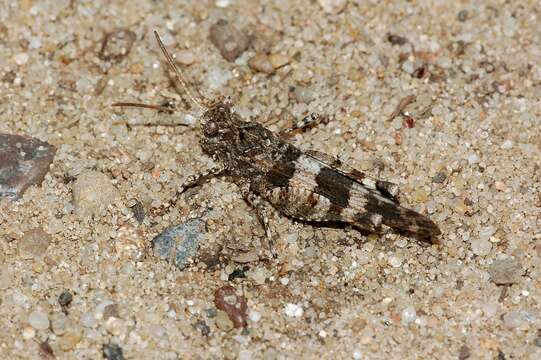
[1,0,540,359]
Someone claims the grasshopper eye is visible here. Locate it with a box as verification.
[203,121,219,136]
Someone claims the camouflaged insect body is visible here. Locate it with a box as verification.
[200,102,441,240]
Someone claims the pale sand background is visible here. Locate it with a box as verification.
[1,0,540,359]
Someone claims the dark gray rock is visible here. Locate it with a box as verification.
[0,133,55,200]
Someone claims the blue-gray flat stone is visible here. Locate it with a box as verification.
[152,219,207,270]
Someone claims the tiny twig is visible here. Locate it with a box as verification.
[387,94,416,121]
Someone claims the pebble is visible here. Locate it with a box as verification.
[292,86,315,104]
[488,258,522,285]
[51,313,69,335]
[458,344,471,360]
[28,310,50,330]
[58,330,82,351]
[58,290,73,311]
[103,343,125,360]
[268,53,289,69]
[388,256,402,268]
[81,312,97,328]
[284,303,303,318]
[22,326,35,339]
[99,29,136,63]
[534,336,541,347]
[387,33,408,46]
[457,10,469,22]
[14,53,29,65]
[209,19,250,62]
[152,218,206,270]
[214,285,248,328]
[401,306,417,324]
[175,50,198,66]
[246,267,268,285]
[248,53,274,74]
[432,172,447,184]
[18,227,51,259]
[105,317,124,336]
[0,133,56,200]
[317,0,348,14]
[502,310,526,329]
[103,303,120,320]
[471,237,492,256]
[248,310,261,323]
[72,170,120,220]
[215,310,235,331]
[501,140,513,149]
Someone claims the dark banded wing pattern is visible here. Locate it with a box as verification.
[262,151,441,238]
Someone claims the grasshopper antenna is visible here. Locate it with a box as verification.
[112,102,175,114]
[153,30,209,111]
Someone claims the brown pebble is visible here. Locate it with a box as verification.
[214,285,247,328]
[103,303,120,320]
[458,344,471,360]
[0,133,56,201]
[209,20,250,62]
[268,53,289,69]
[38,340,55,358]
[248,53,274,74]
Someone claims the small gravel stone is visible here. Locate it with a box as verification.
[248,310,261,323]
[0,133,56,200]
[175,49,198,66]
[102,343,124,360]
[18,227,51,259]
[502,311,526,329]
[28,310,49,330]
[317,0,348,14]
[14,53,29,65]
[387,33,408,46]
[534,336,541,347]
[432,172,447,183]
[58,290,73,310]
[209,20,250,62]
[248,53,274,74]
[215,310,235,331]
[214,285,248,328]
[284,303,303,318]
[130,200,145,224]
[59,330,82,351]
[72,170,120,220]
[80,312,97,328]
[458,344,471,360]
[292,86,315,104]
[22,326,35,340]
[488,258,522,285]
[194,320,211,336]
[103,303,120,320]
[457,10,468,22]
[51,313,69,335]
[388,256,402,268]
[401,306,417,324]
[471,237,492,256]
[152,218,206,270]
[268,53,289,69]
[99,29,136,63]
